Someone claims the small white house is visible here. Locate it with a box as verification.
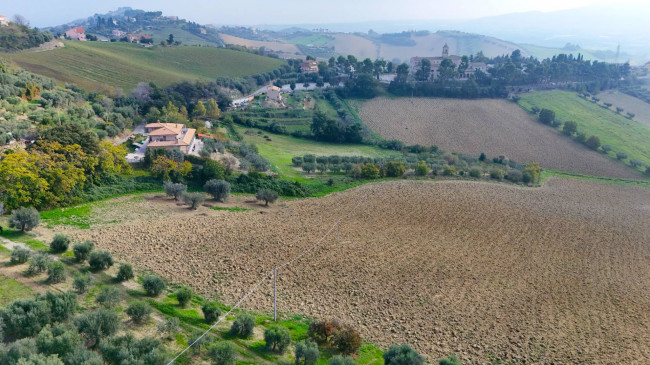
[266,86,282,102]
[0,15,9,27]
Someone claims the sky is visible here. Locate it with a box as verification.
[5,0,643,27]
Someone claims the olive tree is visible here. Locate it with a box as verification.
[182,192,205,210]
[72,241,94,262]
[202,301,221,323]
[72,274,94,294]
[9,207,40,232]
[264,326,291,353]
[295,339,319,365]
[176,287,193,307]
[28,253,52,275]
[73,309,120,347]
[142,274,166,296]
[229,313,255,337]
[49,234,70,253]
[207,341,236,365]
[125,301,151,324]
[47,261,66,283]
[95,287,120,308]
[383,344,424,365]
[256,189,278,206]
[204,179,231,202]
[116,263,134,282]
[328,355,356,365]
[10,247,31,264]
[163,181,187,201]
[88,250,114,271]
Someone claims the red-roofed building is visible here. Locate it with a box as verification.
[65,27,86,41]
[145,122,196,153]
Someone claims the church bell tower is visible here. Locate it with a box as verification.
[442,43,449,57]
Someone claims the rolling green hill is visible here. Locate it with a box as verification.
[519,90,650,171]
[2,41,285,91]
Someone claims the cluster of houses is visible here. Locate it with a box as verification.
[0,15,8,27]
[62,26,151,44]
[409,44,488,80]
[300,60,319,74]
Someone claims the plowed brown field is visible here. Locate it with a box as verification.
[71,179,650,363]
[356,97,640,179]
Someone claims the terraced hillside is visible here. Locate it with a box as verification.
[3,41,285,91]
[63,179,650,363]
[355,97,639,178]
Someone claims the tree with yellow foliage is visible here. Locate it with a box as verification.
[205,99,221,119]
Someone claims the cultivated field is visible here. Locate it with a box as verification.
[218,33,302,58]
[325,34,378,60]
[519,90,650,169]
[3,41,285,91]
[598,90,650,127]
[60,179,650,363]
[356,97,639,178]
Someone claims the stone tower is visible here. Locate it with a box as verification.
[442,43,449,57]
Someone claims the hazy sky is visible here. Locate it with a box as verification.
[6,0,643,27]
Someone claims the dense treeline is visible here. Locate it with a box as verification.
[0,23,53,51]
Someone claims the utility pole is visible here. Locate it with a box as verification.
[273,266,277,321]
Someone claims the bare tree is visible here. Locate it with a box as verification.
[12,14,29,26]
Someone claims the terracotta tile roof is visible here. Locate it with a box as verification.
[148,128,196,148]
[147,123,184,136]
[181,128,196,145]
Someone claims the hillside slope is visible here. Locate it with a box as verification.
[356,97,639,178]
[3,41,285,91]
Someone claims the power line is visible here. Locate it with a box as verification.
[166,187,371,364]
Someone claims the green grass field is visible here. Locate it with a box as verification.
[3,41,285,91]
[519,90,650,170]
[287,34,333,46]
[0,275,35,306]
[237,126,398,180]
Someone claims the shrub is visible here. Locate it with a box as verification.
[630,159,643,168]
[73,309,120,347]
[26,253,50,274]
[47,261,66,283]
[73,241,94,262]
[308,318,341,344]
[415,161,429,176]
[507,169,522,182]
[575,133,586,143]
[64,346,104,365]
[204,180,231,202]
[98,333,166,364]
[207,341,237,365]
[563,120,578,135]
[328,355,356,365]
[361,163,380,179]
[163,181,187,200]
[36,323,83,359]
[601,145,612,153]
[585,135,601,150]
[176,287,193,307]
[125,301,151,324]
[183,192,206,210]
[385,161,406,177]
[188,330,210,354]
[202,301,221,323]
[332,325,362,355]
[157,317,180,337]
[302,162,316,173]
[95,287,120,308]
[142,274,166,296]
[72,274,93,294]
[256,189,279,206]
[49,234,70,253]
[264,326,291,353]
[478,153,486,161]
[538,108,555,124]
[442,165,456,176]
[229,313,255,337]
[383,344,424,365]
[469,168,481,178]
[295,339,319,365]
[616,152,628,160]
[88,250,114,271]
[9,207,40,232]
[489,169,503,180]
[646,166,650,176]
[438,354,462,365]
[116,263,134,282]
[523,162,541,185]
[292,156,303,166]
